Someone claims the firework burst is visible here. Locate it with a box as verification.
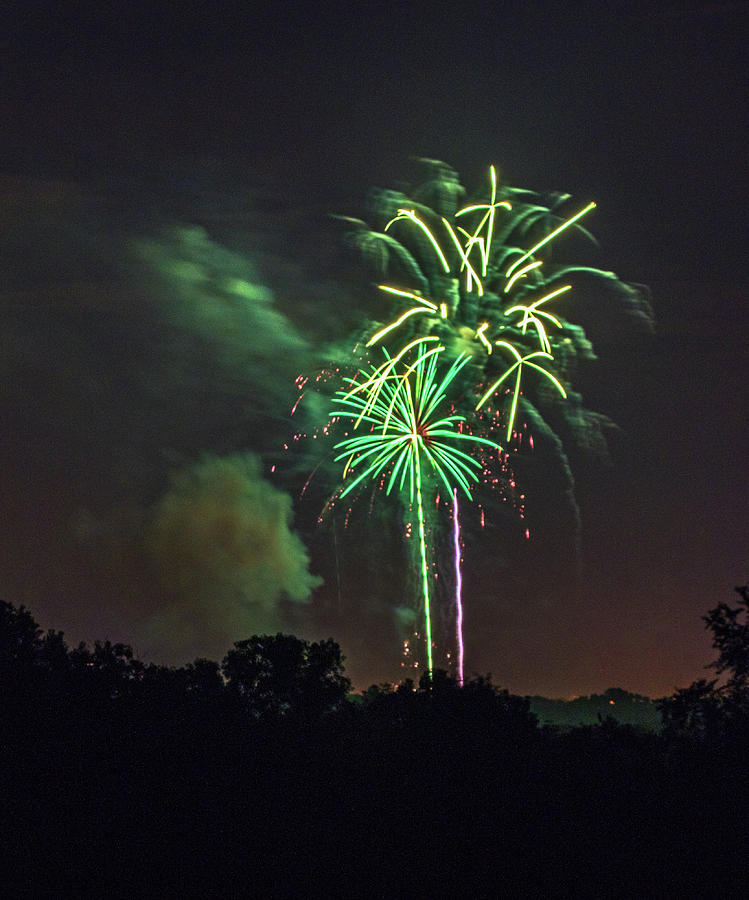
[330,340,500,674]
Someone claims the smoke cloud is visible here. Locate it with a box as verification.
[144,453,322,661]
[0,170,330,664]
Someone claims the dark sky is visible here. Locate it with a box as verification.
[2,1,747,697]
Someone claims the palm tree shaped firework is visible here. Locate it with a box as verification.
[330,339,500,675]
[326,160,653,677]
[340,160,652,447]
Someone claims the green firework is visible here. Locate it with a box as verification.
[339,160,653,462]
[330,340,500,674]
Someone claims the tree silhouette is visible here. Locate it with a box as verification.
[704,583,749,689]
[0,600,48,670]
[222,633,350,721]
[4,598,749,895]
[659,583,749,744]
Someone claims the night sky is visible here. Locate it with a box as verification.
[2,1,747,697]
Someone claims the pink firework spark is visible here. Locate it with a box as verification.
[453,489,464,686]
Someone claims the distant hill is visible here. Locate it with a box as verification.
[528,687,661,731]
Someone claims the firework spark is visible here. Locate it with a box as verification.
[476,341,567,441]
[362,166,593,447]
[452,488,464,686]
[331,340,500,673]
[319,161,651,678]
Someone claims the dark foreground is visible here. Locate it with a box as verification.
[4,599,749,897]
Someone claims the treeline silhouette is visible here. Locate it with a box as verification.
[3,588,749,896]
